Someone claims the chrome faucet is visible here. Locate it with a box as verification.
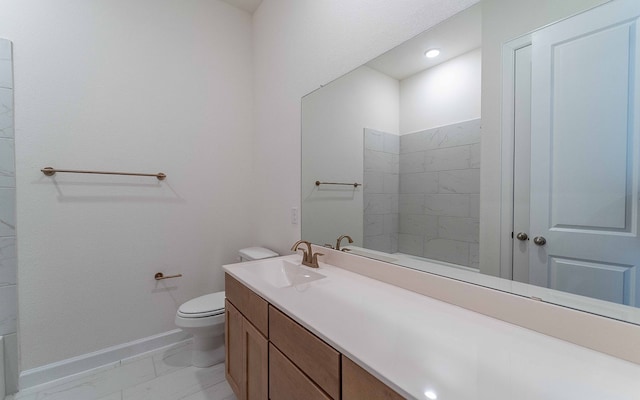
[335,235,353,251]
[291,240,324,268]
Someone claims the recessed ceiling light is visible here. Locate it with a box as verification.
[424,390,438,399]
[424,48,440,59]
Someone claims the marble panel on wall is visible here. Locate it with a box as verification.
[0,285,16,336]
[0,88,13,139]
[0,37,17,396]
[0,189,15,238]
[398,119,481,268]
[0,40,12,90]
[363,128,399,253]
[0,237,16,286]
[0,138,15,187]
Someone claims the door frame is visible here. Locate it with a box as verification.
[500,35,532,280]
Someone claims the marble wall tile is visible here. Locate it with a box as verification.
[0,138,15,187]
[399,151,425,174]
[364,129,384,151]
[363,172,383,193]
[399,214,437,237]
[424,238,470,266]
[438,217,479,243]
[424,145,471,172]
[4,332,18,395]
[390,193,399,214]
[364,214,384,236]
[424,194,470,217]
[437,119,481,148]
[0,40,12,90]
[363,193,393,215]
[363,129,400,251]
[400,172,438,194]
[0,284,16,335]
[363,235,393,254]
[382,173,399,194]
[383,132,399,154]
[469,243,480,269]
[469,194,480,219]
[400,129,439,153]
[0,188,16,236]
[0,88,13,138]
[364,150,398,174]
[383,213,398,235]
[0,237,16,286]
[438,169,480,194]
[398,234,424,257]
[470,142,481,168]
[398,194,425,215]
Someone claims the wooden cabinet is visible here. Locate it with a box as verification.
[225,273,269,399]
[224,294,268,400]
[342,356,404,400]
[224,299,244,396]
[269,305,340,399]
[225,274,402,400]
[269,344,332,400]
[225,274,268,336]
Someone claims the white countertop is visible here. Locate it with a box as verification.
[223,255,640,400]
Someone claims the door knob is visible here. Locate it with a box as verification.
[516,232,529,241]
[533,236,547,246]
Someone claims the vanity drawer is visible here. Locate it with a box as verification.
[269,343,332,400]
[342,356,404,400]
[225,273,268,337]
[268,306,340,399]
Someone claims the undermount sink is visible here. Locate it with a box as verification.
[243,258,326,288]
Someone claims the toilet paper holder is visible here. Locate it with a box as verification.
[155,272,183,281]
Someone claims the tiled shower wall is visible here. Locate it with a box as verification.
[398,119,480,268]
[0,38,18,395]
[363,129,399,253]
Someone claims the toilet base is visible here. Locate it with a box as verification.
[191,333,225,368]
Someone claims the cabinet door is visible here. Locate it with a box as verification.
[269,306,340,399]
[342,356,404,400]
[225,300,243,398]
[269,344,332,400]
[244,320,268,400]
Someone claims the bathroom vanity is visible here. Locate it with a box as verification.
[224,272,400,400]
[223,254,640,400]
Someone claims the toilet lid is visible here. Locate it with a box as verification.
[178,292,225,318]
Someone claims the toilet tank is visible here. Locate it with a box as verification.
[238,247,279,262]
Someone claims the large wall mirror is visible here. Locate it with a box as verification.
[302,0,640,325]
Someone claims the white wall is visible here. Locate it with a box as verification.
[400,48,481,134]
[252,0,480,256]
[479,0,610,275]
[301,66,399,247]
[0,0,255,370]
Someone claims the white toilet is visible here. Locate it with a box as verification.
[175,247,278,367]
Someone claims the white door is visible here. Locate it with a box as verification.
[512,44,532,284]
[529,0,640,306]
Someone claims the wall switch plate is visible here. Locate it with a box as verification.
[291,207,298,225]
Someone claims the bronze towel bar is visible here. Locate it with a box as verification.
[315,180,361,188]
[41,167,166,181]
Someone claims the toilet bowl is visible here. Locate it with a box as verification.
[175,247,278,368]
[174,292,225,368]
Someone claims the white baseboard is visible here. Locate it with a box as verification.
[19,329,190,390]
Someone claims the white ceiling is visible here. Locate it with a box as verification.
[220,0,263,13]
[366,4,481,81]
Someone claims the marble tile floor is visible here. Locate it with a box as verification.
[4,340,237,400]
